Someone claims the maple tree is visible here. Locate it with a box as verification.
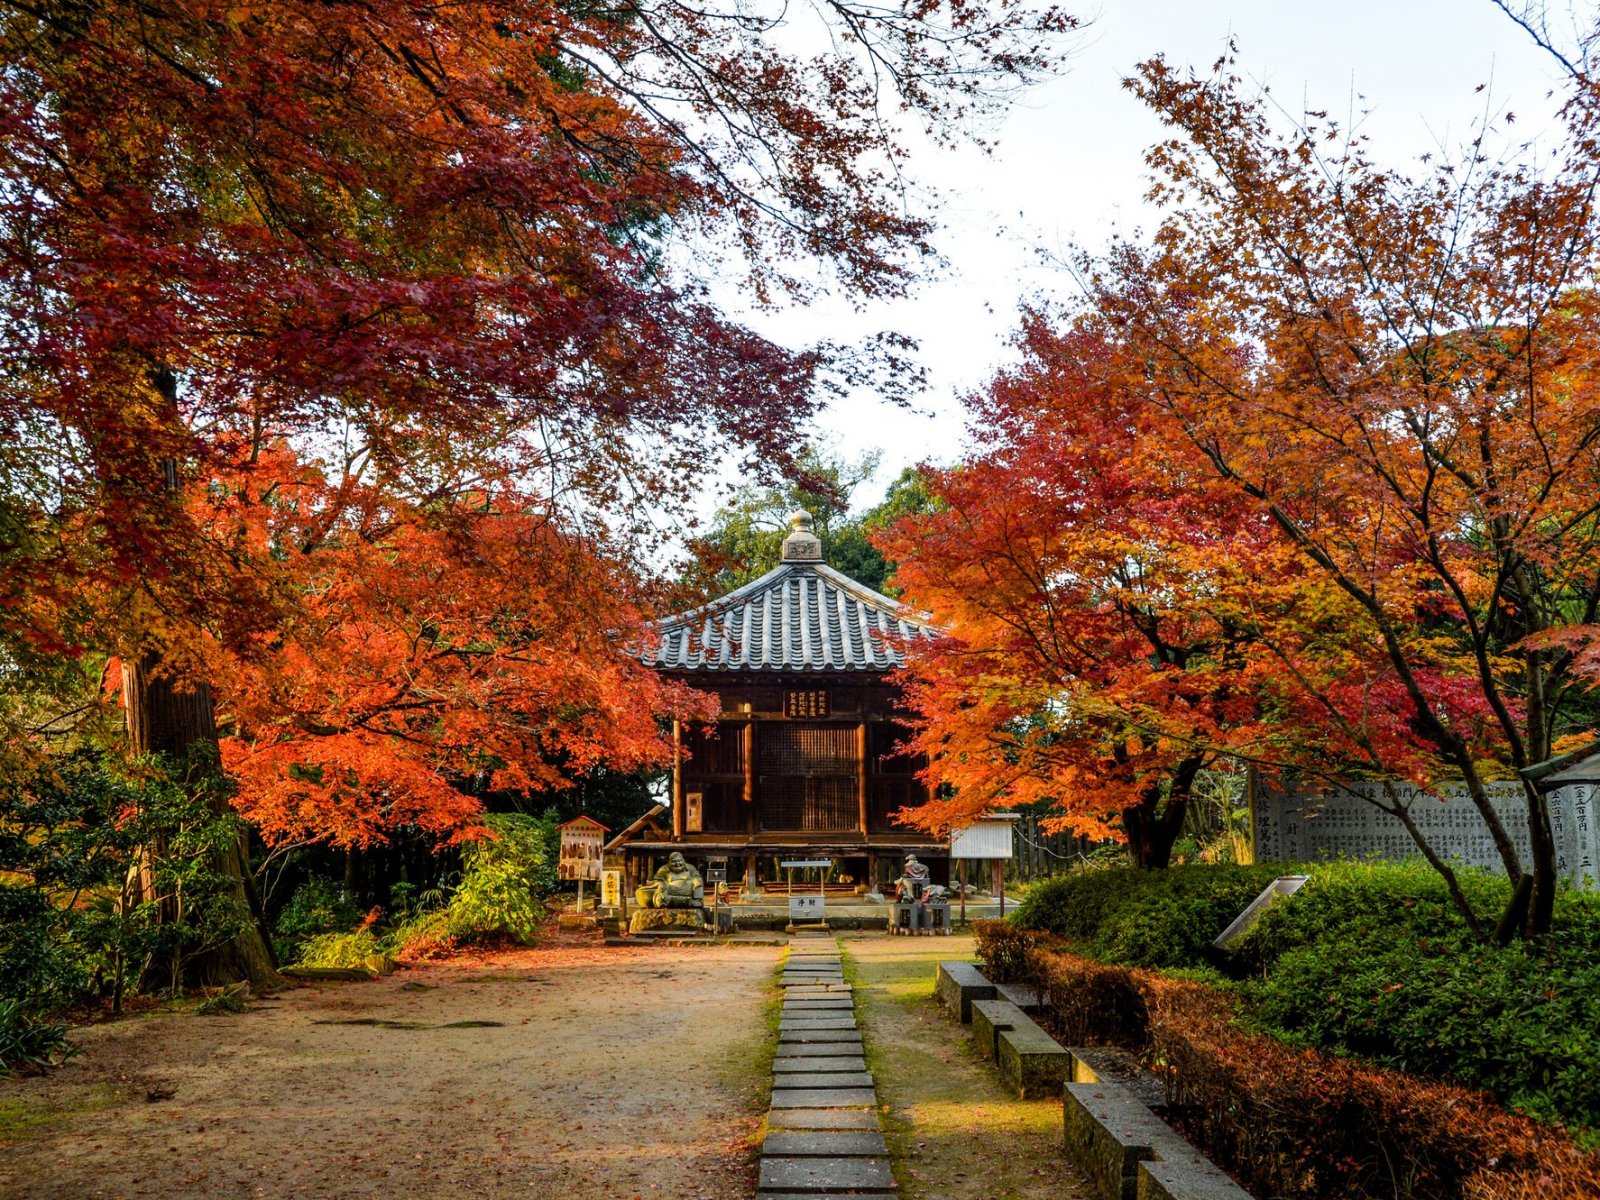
[1074,47,1600,937]
[878,322,1278,867]
[0,0,1074,983]
[882,316,1518,908]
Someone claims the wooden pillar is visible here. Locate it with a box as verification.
[672,719,685,839]
[743,720,755,834]
[744,851,758,892]
[856,721,869,837]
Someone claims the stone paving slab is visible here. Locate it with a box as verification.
[777,1017,857,1030]
[768,1107,881,1131]
[767,1087,877,1108]
[774,1056,868,1073]
[782,999,854,1010]
[779,1020,858,1032]
[777,1029,863,1044]
[762,1130,890,1158]
[774,1037,865,1053]
[780,988,852,999]
[756,1193,897,1200]
[761,1132,889,1158]
[773,1071,874,1088]
[759,1156,895,1192]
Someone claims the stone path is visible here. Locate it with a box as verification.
[760,937,896,1199]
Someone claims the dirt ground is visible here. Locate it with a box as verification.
[842,933,1091,1200]
[0,941,781,1200]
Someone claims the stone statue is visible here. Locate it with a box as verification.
[636,852,704,910]
[895,854,932,902]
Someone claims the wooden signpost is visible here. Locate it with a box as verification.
[557,815,609,912]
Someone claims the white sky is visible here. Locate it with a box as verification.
[710,0,1577,511]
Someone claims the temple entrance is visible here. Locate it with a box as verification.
[757,723,858,831]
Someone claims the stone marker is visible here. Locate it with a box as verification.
[767,1107,880,1131]
[766,1087,877,1108]
[762,1130,889,1158]
[758,1156,895,1192]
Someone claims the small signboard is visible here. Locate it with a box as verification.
[706,855,728,884]
[784,689,830,718]
[789,894,826,923]
[780,858,833,869]
[949,811,1020,859]
[557,815,609,882]
[685,791,703,833]
[599,870,621,908]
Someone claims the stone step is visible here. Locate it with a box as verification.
[774,1056,868,1073]
[779,1021,858,1033]
[778,1030,863,1045]
[768,1107,881,1131]
[775,1039,865,1055]
[773,1071,873,1088]
[782,1000,855,1011]
[762,1130,889,1158]
[759,1155,894,1193]
[766,1087,877,1108]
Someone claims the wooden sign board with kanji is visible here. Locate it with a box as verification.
[557,815,609,881]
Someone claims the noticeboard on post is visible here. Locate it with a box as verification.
[557,815,609,881]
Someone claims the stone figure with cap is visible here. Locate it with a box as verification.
[895,853,931,902]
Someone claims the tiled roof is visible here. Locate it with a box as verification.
[646,561,937,673]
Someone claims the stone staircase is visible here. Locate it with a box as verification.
[758,937,896,1199]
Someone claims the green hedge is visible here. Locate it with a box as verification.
[1009,863,1279,968]
[1010,861,1600,1137]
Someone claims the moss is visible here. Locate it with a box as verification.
[0,1085,120,1144]
[844,935,1085,1200]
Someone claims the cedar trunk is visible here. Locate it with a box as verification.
[122,653,279,989]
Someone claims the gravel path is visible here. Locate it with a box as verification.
[0,942,779,1200]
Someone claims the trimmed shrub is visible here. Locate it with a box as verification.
[272,878,363,965]
[1024,946,1600,1200]
[1009,863,1279,966]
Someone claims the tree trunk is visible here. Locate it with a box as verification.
[122,653,279,989]
[1121,758,1204,869]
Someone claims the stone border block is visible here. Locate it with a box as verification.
[935,960,996,1022]
[997,1018,1069,1098]
[1137,1158,1254,1200]
[971,998,1027,1062]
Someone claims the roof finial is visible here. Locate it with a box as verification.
[781,509,822,563]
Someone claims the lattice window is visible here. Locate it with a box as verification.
[760,724,856,774]
[760,777,858,831]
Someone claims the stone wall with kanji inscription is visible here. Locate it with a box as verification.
[1252,779,1599,889]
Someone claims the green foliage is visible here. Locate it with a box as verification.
[295,928,381,969]
[444,812,554,943]
[1010,859,1600,1134]
[272,877,362,964]
[1010,863,1279,967]
[692,449,938,594]
[0,999,74,1073]
[0,747,250,1043]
